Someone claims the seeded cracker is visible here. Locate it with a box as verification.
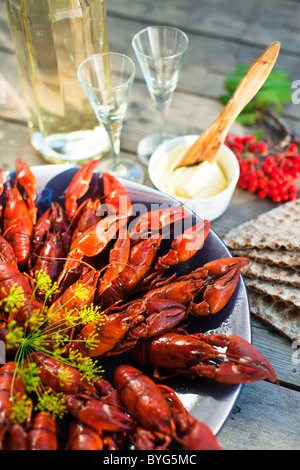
[221,198,300,340]
[247,290,300,342]
[244,261,300,286]
[245,278,300,308]
[222,198,300,250]
[230,248,300,272]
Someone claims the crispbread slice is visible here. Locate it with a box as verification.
[244,261,300,286]
[247,290,300,341]
[245,278,300,308]
[222,199,300,251]
[230,248,300,272]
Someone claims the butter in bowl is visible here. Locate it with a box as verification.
[148,135,240,221]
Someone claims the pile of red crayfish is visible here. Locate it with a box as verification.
[0,159,277,450]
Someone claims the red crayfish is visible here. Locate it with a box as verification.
[0,362,32,450]
[113,364,221,450]
[0,158,278,451]
[132,330,277,384]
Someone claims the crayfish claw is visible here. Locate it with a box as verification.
[102,172,132,218]
[178,417,222,451]
[191,267,241,316]
[65,159,100,220]
[197,333,278,384]
[154,219,210,270]
[226,334,278,383]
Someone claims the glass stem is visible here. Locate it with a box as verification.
[156,96,171,143]
[104,120,122,169]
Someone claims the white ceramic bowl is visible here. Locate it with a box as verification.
[148,135,240,221]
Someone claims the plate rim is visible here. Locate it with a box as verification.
[11,163,251,437]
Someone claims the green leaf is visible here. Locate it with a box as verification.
[234,64,289,82]
[219,64,292,125]
[236,112,258,125]
[224,75,241,93]
[218,94,231,105]
[275,102,282,115]
[261,68,290,81]
[254,88,291,109]
[252,127,264,141]
[235,64,250,75]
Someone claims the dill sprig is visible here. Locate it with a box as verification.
[9,393,33,425]
[32,269,60,306]
[35,390,67,420]
[68,349,105,384]
[0,283,26,314]
[2,270,107,419]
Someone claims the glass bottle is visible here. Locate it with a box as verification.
[6,0,110,164]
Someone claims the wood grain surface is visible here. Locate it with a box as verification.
[0,0,299,450]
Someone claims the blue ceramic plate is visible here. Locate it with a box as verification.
[29,164,251,437]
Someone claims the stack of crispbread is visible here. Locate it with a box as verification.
[222,198,300,341]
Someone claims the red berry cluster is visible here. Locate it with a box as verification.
[225,134,300,202]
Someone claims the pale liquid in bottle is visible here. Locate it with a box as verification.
[6,0,110,164]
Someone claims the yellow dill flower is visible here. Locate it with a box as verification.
[17,362,40,394]
[68,349,104,384]
[9,394,32,425]
[35,390,67,420]
[77,304,106,325]
[74,284,92,301]
[33,270,59,301]
[0,284,26,314]
[5,320,24,350]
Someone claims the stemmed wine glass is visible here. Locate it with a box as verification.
[132,26,189,166]
[77,52,144,183]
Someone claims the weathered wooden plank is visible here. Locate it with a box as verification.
[127,83,300,156]
[2,60,299,162]
[0,42,248,144]
[107,0,300,56]
[2,120,296,393]
[217,379,300,449]
[1,41,299,240]
[105,15,300,122]
[2,0,300,59]
[0,120,44,170]
[0,116,143,172]
[1,9,300,123]
[0,0,299,451]
[251,315,300,388]
[0,63,298,233]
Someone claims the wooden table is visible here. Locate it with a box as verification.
[1,0,299,450]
